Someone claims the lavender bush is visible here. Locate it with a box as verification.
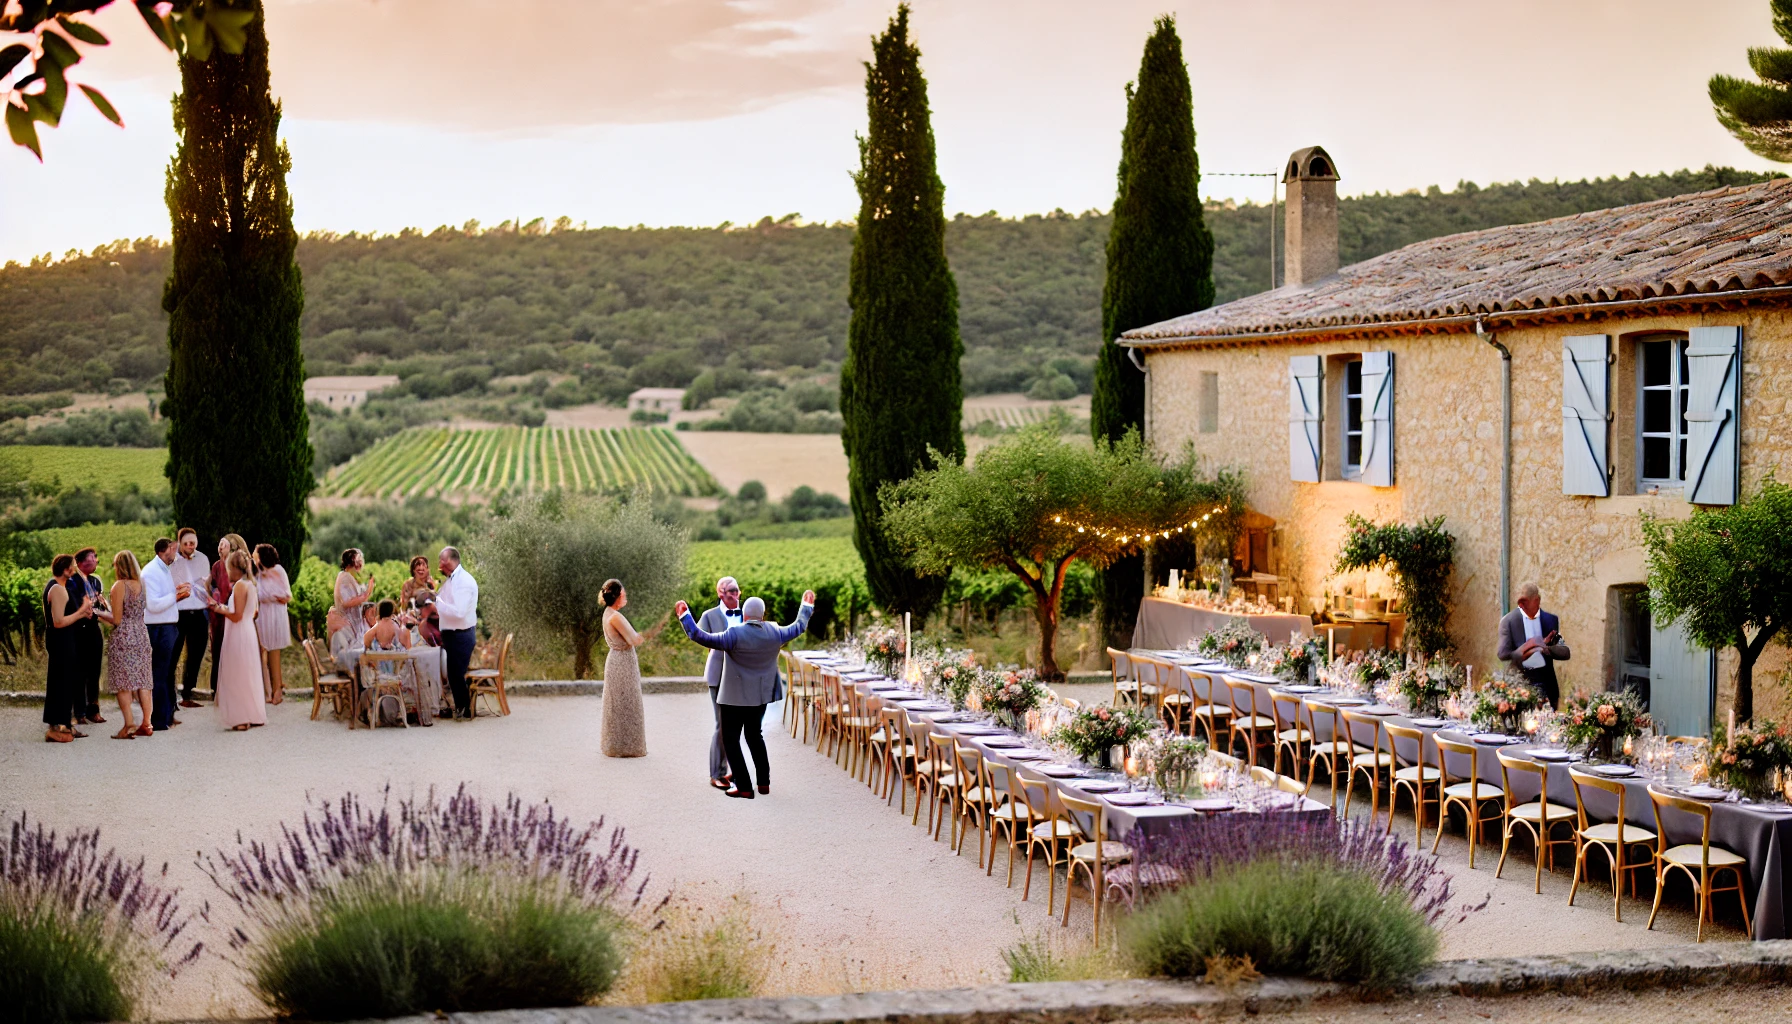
[202,786,651,1020]
[0,811,202,1024]
[1124,814,1483,987]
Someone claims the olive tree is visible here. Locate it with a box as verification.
[477,491,687,679]
[880,424,1243,680]
[1642,478,1792,723]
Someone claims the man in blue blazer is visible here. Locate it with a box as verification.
[676,590,814,799]
[696,576,744,790]
[1496,581,1570,707]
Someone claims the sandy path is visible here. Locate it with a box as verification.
[1,691,1743,1020]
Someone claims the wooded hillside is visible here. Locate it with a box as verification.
[0,166,1774,403]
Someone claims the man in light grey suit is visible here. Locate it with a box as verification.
[676,590,814,799]
[697,577,743,790]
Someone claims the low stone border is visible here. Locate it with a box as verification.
[191,940,1792,1024]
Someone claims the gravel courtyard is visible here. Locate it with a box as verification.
[0,690,1744,1020]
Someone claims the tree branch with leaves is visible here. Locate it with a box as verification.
[880,424,1244,680]
[3,0,254,158]
[1332,513,1456,658]
[1709,0,1792,162]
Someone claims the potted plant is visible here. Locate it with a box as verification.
[1052,704,1156,769]
[1706,720,1792,802]
[1558,688,1651,763]
[1466,671,1546,735]
[1190,617,1268,668]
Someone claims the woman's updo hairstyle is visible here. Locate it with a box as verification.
[340,548,361,570]
[600,579,624,608]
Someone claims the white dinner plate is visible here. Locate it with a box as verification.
[1006,751,1052,762]
[1071,780,1123,793]
[1327,698,1369,707]
[1677,784,1729,800]
[1529,749,1575,762]
[1474,734,1515,745]
[1105,792,1162,806]
[1590,764,1637,778]
[1189,797,1235,812]
[1410,717,1450,728]
[981,738,1027,748]
[1035,766,1083,778]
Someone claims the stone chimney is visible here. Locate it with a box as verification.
[1282,145,1339,287]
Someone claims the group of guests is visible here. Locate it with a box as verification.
[323,546,480,722]
[42,529,293,743]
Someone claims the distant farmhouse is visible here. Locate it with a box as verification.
[627,387,685,415]
[1123,146,1792,732]
[304,375,400,410]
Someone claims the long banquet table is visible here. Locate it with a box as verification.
[1133,648,1792,940]
[792,653,1331,843]
[1132,597,1313,648]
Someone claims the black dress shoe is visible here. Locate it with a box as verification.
[724,788,755,799]
[710,778,732,791]
[757,784,770,795]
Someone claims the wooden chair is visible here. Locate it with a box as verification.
[1225,677,1276,766]
[357,646,410,730]
[467,632,511,717]
[905,715,947,828]
[1270,691,1313,784]
[1430,735,1505,866]
[1340,710,1393,826]
[1645,785,1752,942]
[841,685,879,783]
[817,669,848,760]
[1108,648,1143,708]
[1385,723,1442,848]
[1208,750,1244,771]
[870,705,916,807]
[787,658,823,742]
[1058,791,1132,944]
[984,759,1034,886]
[953,744,1004,864]
[301,639,353,721]
[1140,657,1193,735]
[1020,776,1076,915]
[1303,699,1355,808]
[1185,670,1234,751]
[1494,750,1577,892]
[1566,768,1658,921]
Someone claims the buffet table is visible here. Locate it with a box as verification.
[1132,597,1313,648]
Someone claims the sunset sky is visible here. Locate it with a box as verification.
[1,0,1783,263]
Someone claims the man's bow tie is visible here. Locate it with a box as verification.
[725,609,742,618]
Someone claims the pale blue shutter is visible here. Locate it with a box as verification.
[1289,356,1322,482]
[1685,326,1740,505]
[1561,334,1611,497]
[1360,351,1394,487]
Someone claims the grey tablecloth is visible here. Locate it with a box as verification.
[1132,597,1313,649]
[1139,650,1791,940]
[821,667,1328,841]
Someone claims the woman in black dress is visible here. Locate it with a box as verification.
[43,553,92,743]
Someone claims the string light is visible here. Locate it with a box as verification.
[1049,506,1229,547]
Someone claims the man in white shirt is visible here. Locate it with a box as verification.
[1496,581,1570,706]
[169,528,212,707]
[142,537,192,730]
[435,546,480,719]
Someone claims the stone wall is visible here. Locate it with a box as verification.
[1144,306,1792,723]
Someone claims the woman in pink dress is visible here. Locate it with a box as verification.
[254,544,293,704]
[209,550,266,731]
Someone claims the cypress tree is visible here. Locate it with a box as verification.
[841,4,963,623]
[162,0,311,563]
[1708,0,1792,162]
[1091,16,1215,648]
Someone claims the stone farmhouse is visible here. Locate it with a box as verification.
[1122,147,1792,733]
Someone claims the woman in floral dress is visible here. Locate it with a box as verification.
[96,551,153,738]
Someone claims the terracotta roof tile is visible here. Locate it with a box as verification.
[1122,177,1792,344]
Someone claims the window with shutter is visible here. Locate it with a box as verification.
[1360,351,1394,487]
[1288,356,1322,483]
[1562,334,1611,497]
[1684,326,1741,506]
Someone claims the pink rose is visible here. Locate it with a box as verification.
[1597,705,1617,727]
[1097,708,1110,721]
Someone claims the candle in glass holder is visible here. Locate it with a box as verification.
[1522,713,1538,736]
[1623,734,1634,758]
[1198,769,1219,793]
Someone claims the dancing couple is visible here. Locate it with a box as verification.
[676,578,813,800]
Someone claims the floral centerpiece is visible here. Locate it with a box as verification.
[974,667,1047,727]
[931,656,978,709]
[1052,704,1156,769]
[1261,636,1328,683]
[1189,617,1268,668]
[1707,720,1792,801]
[1320,648,1404,697]
[1464,671,1546,735]
[1558,688,1650,762]
[1384,662,1457,718]
[856,625,905,676]
[1132,729,1208,797]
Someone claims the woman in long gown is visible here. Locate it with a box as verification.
[209,550,266,731]
[95,551,153,739]
[254,544,293,704]
[600,579,650,758]
[42,554,90,743]
[329,548,374,656]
